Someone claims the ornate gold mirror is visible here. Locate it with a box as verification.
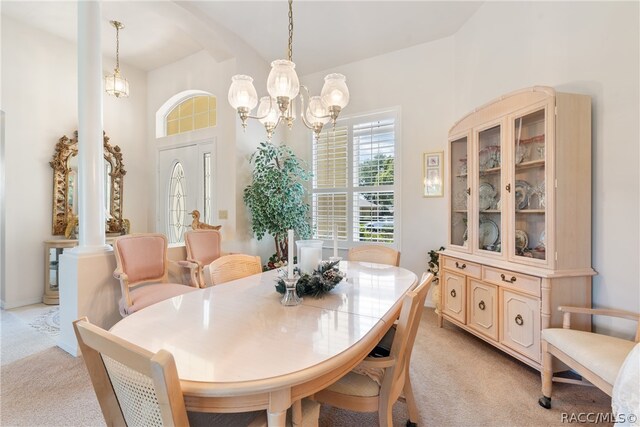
[50,131,126,235]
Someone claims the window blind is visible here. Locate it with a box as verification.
[312,113,397,245]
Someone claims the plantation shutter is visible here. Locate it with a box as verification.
[311,112,397,245]
[312,126,348,240]
[352,119,395,243]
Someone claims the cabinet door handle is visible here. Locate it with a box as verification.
[515,314,524,326]
[466,188,471,196]
[450,289,457,298]
[501,273,517,283]
[478,300,486,311]
[455,262,467,270]
[506,183,511,193]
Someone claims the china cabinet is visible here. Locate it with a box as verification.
[439,86,595,370]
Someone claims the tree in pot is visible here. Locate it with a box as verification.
[244,142,312,270]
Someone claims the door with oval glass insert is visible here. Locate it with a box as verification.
[158,145,200,244]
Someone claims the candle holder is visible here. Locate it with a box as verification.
[281,276,303,306]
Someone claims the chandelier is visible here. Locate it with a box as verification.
[227,0,349,140]
[105,20,129,98]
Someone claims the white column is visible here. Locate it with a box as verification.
[59,1,113,356]
[76,0,107,252]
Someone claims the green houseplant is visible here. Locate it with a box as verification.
[244,142,312,269]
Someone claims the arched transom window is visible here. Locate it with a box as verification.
[166,95,217,136]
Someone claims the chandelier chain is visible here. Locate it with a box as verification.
[287,0,293,62]
[115,25,120,70]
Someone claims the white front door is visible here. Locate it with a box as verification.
[158,141,216,243]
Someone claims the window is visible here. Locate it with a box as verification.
[166,95,217,136]
[203,152,212,224]
[312,110,399,246]
[168,162,188,244]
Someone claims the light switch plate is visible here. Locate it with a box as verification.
[218,210,228,220]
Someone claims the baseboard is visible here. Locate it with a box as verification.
[1,296,43,310]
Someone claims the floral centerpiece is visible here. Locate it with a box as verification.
[275,260,345,298]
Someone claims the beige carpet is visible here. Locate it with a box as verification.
[0,309,611,427]
[1,309,57,366]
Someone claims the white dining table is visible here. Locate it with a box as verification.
[109,261,418,426]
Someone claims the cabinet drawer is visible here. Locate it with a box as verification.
[500,289,541,363]
[483,266,540,297]
[442,257,481,279]
[467,280,498,341]
[442,270,466,324]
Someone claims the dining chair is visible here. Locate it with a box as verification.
[538,306,639,409]
[312,272,433,427]
[208,254,263,285]
[113,233,198,317]
[347,245,400,266]
[74,317,266,427]
[178,229,222,288]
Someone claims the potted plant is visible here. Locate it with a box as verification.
[244,142,312,270]
[428,246,445,315]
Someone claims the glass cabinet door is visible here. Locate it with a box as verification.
[511,108,546,261]
[449,136,469,250]
[476,124,503,254]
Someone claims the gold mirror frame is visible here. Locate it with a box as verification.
[50,131,126,235]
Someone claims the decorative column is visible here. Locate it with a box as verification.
[76,0,107,252]
[59,1,119,357]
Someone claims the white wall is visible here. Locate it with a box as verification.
[146,49,274,262]
[292,38,456,278]
[453,1,640,337]
[0,16,148,308]
[294,1,639,337]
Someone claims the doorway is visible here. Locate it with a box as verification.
[158,141,215,243]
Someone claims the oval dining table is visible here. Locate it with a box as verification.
[109,261,418,426]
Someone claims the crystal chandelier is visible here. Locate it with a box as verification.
[228,0,349,140]
[105,20,129,98]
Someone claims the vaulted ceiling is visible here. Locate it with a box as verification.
[2,1,482,74]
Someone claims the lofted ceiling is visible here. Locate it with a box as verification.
[1,1,482,74]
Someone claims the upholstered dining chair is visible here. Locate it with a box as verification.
[538,306,640,409]
[178,229,222,288]
[208,254,262,286]
[113,233,197,317]
[347,245,400,266]
[73,317,274,427]
[312,272,433,427]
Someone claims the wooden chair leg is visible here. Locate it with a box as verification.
[291,400,302,427]
[539,341,553,409]
[379,401,394,427]
[403,371,419,425]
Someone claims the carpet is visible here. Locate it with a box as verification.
[0,309,612,427]
[28,306,60,337]
[0,310,57,366]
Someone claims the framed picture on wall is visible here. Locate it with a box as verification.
[423,151,444,197]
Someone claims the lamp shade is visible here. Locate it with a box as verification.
[321,73,349,109]
[257,97,279,126]
[228,75,259,110]
[267,60,300,99]
[105,69,129,98]
[306,96,330,125]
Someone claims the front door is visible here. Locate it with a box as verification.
[159,143,217,244]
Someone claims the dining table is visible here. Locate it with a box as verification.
[109,260,418,426]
